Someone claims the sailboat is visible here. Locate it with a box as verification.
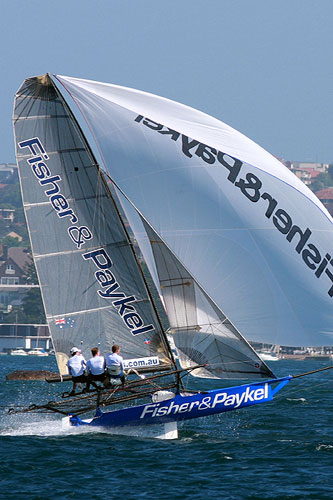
[257,345,281,362]
[10,348,28,356]
[11,74,333,439]
[27,348,49,356]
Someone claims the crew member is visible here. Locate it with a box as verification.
[67,347,87,395]
[106,344,126,386]
[86,347,107,390]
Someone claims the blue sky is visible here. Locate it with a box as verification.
[2,0,333,163]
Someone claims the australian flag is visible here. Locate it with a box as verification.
[55,317,75,329]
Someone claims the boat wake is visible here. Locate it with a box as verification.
[0,417,97,437]
[1,414,178,440]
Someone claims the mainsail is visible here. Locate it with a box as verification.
[53,75,333,347]
[13,75,174,375]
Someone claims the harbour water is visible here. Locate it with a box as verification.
[0,356,332,500]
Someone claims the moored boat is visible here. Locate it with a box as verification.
[258,351,281,362]
[27,348,49,356]
[10,348,28,356]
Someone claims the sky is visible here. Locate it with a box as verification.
[1,0,333,164]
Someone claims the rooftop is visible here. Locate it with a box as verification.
[315,187,333,200]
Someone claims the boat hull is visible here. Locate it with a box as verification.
[70,377,291,429]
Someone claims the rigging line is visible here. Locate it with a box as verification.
[127,370,165,392]
[102,385,120,403]
[2,376,329,410]
[271,366,333,399]
[6,365,204,413]
[291,365,333,378]
[273,379,333,400]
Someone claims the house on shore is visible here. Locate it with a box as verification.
[315,187,333,217]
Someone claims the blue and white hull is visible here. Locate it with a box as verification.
[68,377,291,438]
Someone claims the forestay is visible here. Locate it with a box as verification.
[54,75,333,347]
[13,75,173,374]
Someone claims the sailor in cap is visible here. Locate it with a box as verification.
[67,347,87,395]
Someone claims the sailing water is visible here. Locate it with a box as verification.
[1,356,332,500]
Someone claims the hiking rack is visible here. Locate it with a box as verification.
[8,364,206,417]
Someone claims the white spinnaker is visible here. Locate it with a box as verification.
[54,75,333,347]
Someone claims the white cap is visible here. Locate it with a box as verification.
[70,347,81,354]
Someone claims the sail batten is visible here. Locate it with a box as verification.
[47,304,117,318]
[23,192,110,208]
[15,114,73,120]
[33,241,131,260]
